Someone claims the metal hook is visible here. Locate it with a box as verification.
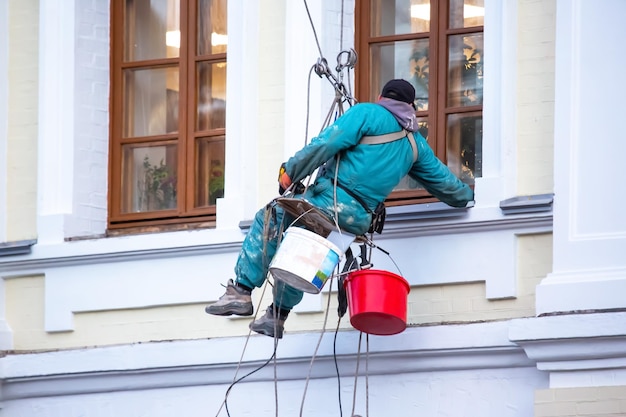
[336,48,358,73]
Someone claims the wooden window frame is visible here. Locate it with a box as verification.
[355,0,482,207]
[108,0,226,230]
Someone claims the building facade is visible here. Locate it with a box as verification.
[0,0,625,416]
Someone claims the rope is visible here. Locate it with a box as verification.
[214,274,276,417]
[298,271,337,416]
[334,315,345,417]
[350,332,364,417]
[303,0,324,59]
[365,334,370,417]
[215,205,287,417]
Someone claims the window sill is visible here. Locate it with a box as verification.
[0,239,37,257]
[239,193,554,237]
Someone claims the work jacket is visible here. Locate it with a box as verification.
[283,102,474,235]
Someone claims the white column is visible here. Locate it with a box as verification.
[0,0,8,242]
[217,0,260,228]
[36,1,76,244]
[284,0,323,156]
[0,0,12,350]
[536,0,626,314]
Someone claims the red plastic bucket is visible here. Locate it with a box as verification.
[344,269,410,336]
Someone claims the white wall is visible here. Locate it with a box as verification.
[536,0,626,314]
[0,0,8,243]
[0,323,547,417]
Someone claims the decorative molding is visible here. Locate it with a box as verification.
[240,202,553,238]
[0,204,553,332]
[1,321,533,400]
[0,240,36,257]
[499,194,554,215]
[509,312,626,388]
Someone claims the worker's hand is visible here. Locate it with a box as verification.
[278,163,292,194]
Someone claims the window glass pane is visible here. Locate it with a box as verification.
[446,112,482,184]
[371,0,430,36]
[123,67,179,137]
[125,0,180,61]
[195,137,225,207]
[394,118,429,191]
[447,33,483,107]
[121,144,178,213]
[196,62,226,131]
[370,40,428,110]
[197,0,228,55]
[449,0,484,29]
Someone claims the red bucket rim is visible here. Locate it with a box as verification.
[344,269,410,291]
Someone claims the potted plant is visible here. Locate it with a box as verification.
[138,156,177,211]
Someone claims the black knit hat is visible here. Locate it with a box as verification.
[381,79,416,108]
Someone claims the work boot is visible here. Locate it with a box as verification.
[205,279,253,316]
[249,305,288,339]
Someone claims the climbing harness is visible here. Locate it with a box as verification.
[361,129,419,164]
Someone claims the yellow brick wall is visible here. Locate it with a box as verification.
[535,386,626,417]
[257,0,286,206]
[6,0,39,241]
[517,0,556,195]
[5,275,265,350]
[406,233,550,325]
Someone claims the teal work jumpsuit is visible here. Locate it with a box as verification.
[234,102,474,310]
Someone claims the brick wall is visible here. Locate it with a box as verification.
[406,233,550,325]
[256,0,286,206]
[6,0,39,241]
[71,0,110,237]
[517,0,556,195]
[536,386,626,417]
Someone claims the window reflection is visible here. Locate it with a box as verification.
[372,0,430,36]
[448,33,483,107]
[196,62,226,131]
[447,113,482,184]
[195,137,225,207]
[121,144,178,213]
[123,67,179,137]
[124,0,180,61]
[198,0,228,55]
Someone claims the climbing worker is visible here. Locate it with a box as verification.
[205,79,474,338]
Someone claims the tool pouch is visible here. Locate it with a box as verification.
[368,202,386,234]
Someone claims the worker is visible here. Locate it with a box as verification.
[205,79,474,338]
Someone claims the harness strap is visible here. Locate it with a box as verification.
[361,129,418,163]
[332,178,372,213]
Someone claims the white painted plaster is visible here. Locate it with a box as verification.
[0,0,7,243]
[37,1,76,244]
[284,0,323,158]
[549,368,626,388]
[0,227,246,332]
[219,0,261,227]
[366,229,524,300]
[0,211,550,331]
[0,323,545,416]
[510,311,626,341]
[0,278,12,349]
[70,0,110,237]
[510,312,626,389]
[537,0,626,314]
[479,0,518,206]
[43,251,239,332]
[0,321,519,378]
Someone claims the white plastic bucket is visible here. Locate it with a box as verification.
[269,227,345,294]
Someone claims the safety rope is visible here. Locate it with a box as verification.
[218,1,367,415]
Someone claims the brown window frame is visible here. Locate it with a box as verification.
[108,0,226,230]
[355,0,482,207]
